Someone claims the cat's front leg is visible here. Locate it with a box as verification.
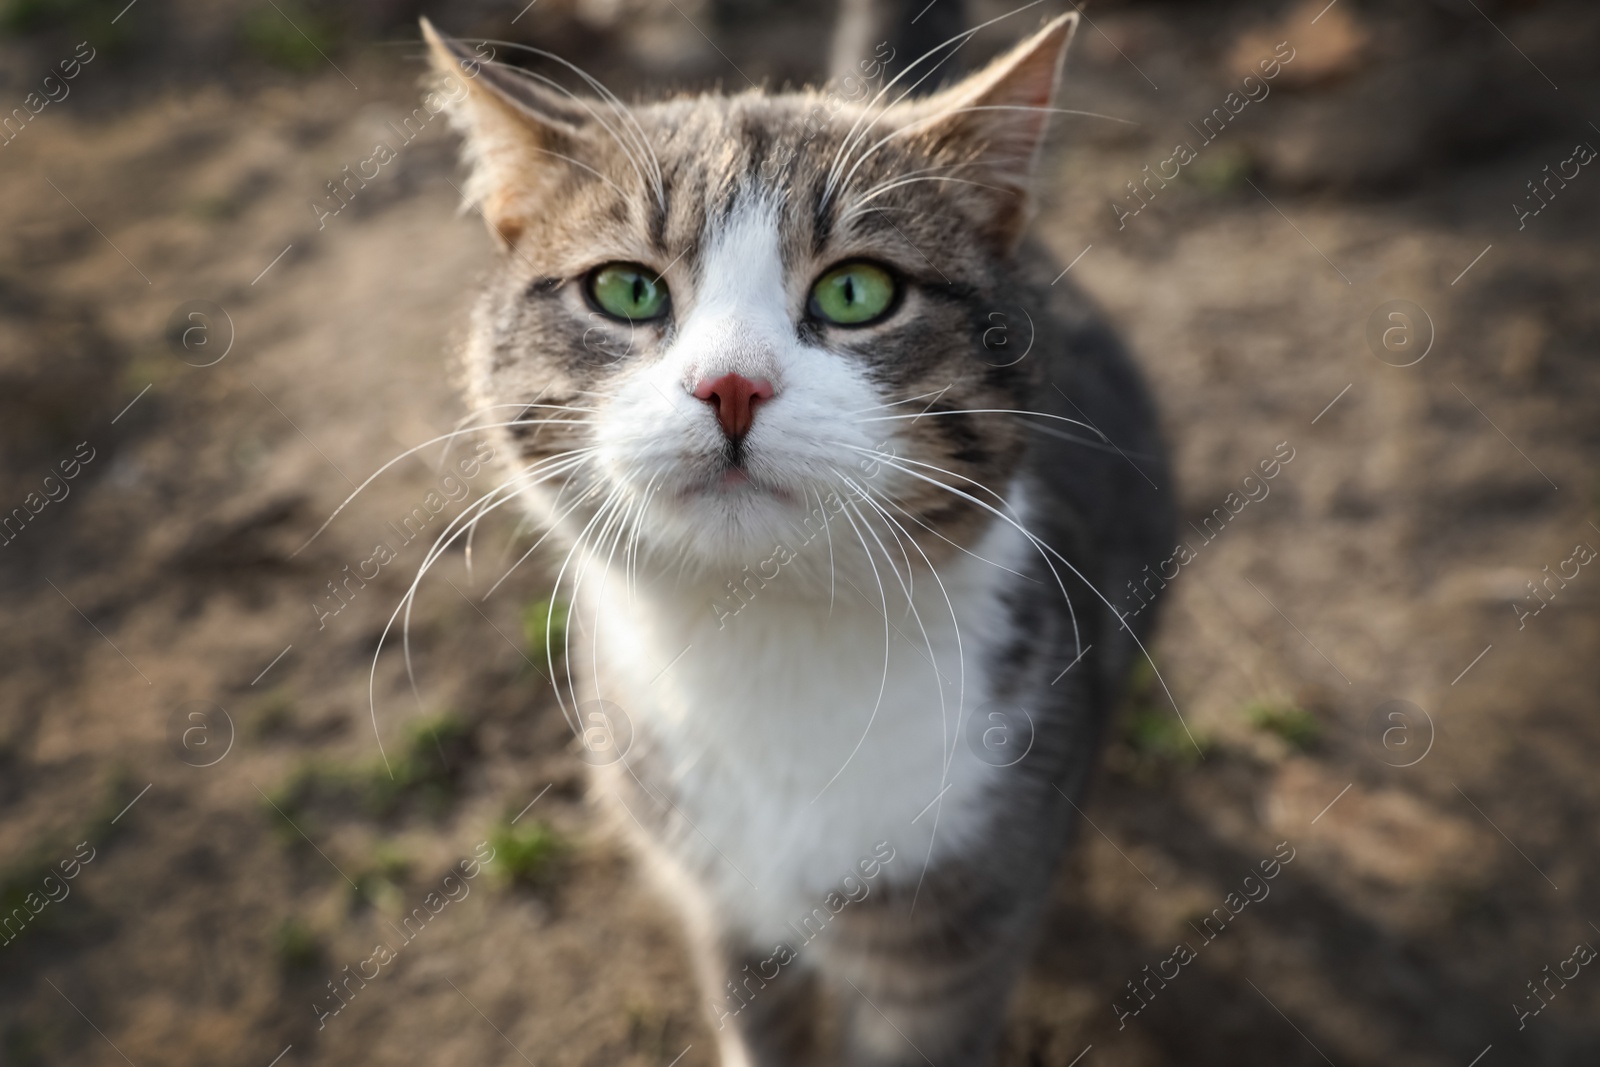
[829,942,1024,1067]
[591,742,824,1064]
[694,934,822,1067]
[820,869,1044,1067]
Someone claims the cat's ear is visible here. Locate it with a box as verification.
[899,13,1078,247]
[421,18,595,249]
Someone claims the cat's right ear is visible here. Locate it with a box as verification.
[887,13,1078,251]
[421,18,593,249]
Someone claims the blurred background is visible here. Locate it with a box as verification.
[2,0,1598,1064]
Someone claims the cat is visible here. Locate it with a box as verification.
[422,10,1173,1065]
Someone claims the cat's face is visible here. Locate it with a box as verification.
[425,17,1075,575]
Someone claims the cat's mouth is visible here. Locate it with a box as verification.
[681,460,796,505]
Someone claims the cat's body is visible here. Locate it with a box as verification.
[424,15,1172,1065]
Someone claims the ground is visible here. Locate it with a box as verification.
[2,0,1599,1064]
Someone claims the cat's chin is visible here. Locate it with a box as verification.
[643,475,811,561]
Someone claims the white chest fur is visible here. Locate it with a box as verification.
[576,494,1035,941]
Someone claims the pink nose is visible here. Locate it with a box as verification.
[693,373,774,441]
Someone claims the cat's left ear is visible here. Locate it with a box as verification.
[899,13,1078,248]
[421,18,598,249]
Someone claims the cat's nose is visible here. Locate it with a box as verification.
[692,373,774,441]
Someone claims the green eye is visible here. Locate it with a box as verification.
[588,263,669,321]
[809,261,897,326]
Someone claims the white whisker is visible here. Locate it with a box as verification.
[367,450,594,776]
[845,387,956,416]
[479,456,607,601]
[864,451,1198,756]
[548,487,625,733]
[291,413,591,556]
[854,476,1035,583]
[845,445,1081,659]
[810,491,893,804]
[844,479,968,914]
[596,486,647,690]
[860,407,1103,438]
[847,480,967,766]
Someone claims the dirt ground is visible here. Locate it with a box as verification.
[2,0,1599,1064]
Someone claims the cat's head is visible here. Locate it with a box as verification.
[424,14,1076,579]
